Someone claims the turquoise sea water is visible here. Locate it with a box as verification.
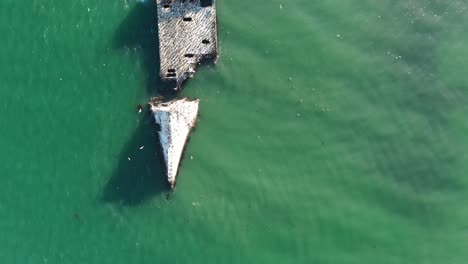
[1,0,468,263]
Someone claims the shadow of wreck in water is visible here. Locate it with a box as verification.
[112,1,177,97]
[101,114,171,206]
[101,2,179,206]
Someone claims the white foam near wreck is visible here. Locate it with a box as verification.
[150,98,200,188]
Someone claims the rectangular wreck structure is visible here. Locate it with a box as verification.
[156,0,219,88]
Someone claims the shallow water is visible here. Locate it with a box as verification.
[1,0,468,263]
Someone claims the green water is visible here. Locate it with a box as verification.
[1,0,468,263]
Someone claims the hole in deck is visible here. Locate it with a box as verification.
[200,0,213,7]
[202,39,210,44]
[166,73,176,78]
[184,54,195,58]
[183,17,192,22]
[163,4,170,9]
[167,69,176,73]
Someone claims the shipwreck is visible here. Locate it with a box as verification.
[151,0,218,188]
[157,0,218,88]
[150,98,199,188]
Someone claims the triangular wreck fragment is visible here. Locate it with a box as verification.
[150,98,199,188]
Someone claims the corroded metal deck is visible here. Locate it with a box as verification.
[156,0,218,88]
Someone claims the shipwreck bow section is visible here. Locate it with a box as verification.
[156,0,218,88]
[150,98,200,188]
